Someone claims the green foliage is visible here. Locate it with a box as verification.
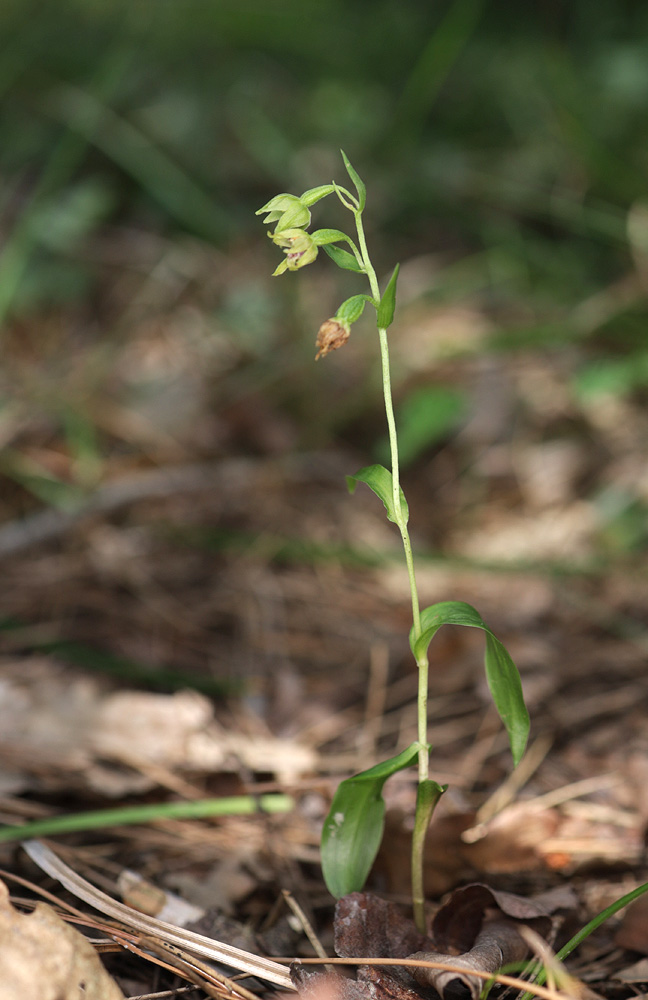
[322,243,365,272]
[321,743,420,898]
[346,464,409,525]
[336,294,373,326]
[1,0,645,348]
[311,228,354,245]
[341,149,366,211]
[410,601,529,765]
[520,879,648,1000]
[572,351,648,400]
[376,263,400,329]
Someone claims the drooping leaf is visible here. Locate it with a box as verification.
[340,149,366,211]
[321,743,421,897]
[410,601,529,764]
[377,263,400,329]
[322,243,365,272]
[346,464,409,524]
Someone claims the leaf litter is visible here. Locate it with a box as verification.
[1,250,648,997]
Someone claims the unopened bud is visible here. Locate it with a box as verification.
[256,194,311,232]
[315,319,350,360]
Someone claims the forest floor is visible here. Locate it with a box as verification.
[1,244,647,1000]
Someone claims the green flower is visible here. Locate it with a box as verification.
[256,194,310,233]
[270,228,318,275]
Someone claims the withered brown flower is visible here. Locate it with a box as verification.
[315,319,350,360]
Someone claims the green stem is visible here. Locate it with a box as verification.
[355,208,433,932]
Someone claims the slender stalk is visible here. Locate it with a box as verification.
[355,208,433,932]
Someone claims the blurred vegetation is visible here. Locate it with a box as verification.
[1,0,648,557]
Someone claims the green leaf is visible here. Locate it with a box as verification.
[322,243,365,273]
[410,601,529,765]
[377,263,400,329]
[336,294,373,326]
[340,149,366,211]
[312,228,353,245]
[300,184,336,206]
[321,743,420,897]
[347,464,409,524]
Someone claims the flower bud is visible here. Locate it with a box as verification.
[256,194,311,233]
[315,319,351,360]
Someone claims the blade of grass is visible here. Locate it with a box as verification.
[519,879,648,1000]
[0,794,294,843]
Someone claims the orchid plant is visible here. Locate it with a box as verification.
[257,152,530,933]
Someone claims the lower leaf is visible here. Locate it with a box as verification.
[321,743,420,898]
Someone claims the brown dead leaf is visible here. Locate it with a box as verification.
[334,892,429,961]
[410,920,529,1000]
[0,878,124,1000]
[321,893,432,1000]
[409,883,557,1000]
[430,882,553,953]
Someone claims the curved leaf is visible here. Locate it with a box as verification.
[336,294,373,326]
[410,601,529,765]
[347,464,409,524]
[321,743,420,897]
[322,243,365,272]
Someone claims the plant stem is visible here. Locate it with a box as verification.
[355,208,433,932]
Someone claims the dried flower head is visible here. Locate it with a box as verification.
[315,319,350,360]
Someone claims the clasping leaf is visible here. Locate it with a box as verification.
[410,601,529,765]
[377,263,400,330]
[321,743,421,897]
[347,464,409,524]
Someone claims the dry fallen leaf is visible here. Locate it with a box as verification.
[409,882,555,1000]
[0,659,315,795]
[410,920,529,1000]
[0,877,124,1000]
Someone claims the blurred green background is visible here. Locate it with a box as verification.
[2,0,648,560]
